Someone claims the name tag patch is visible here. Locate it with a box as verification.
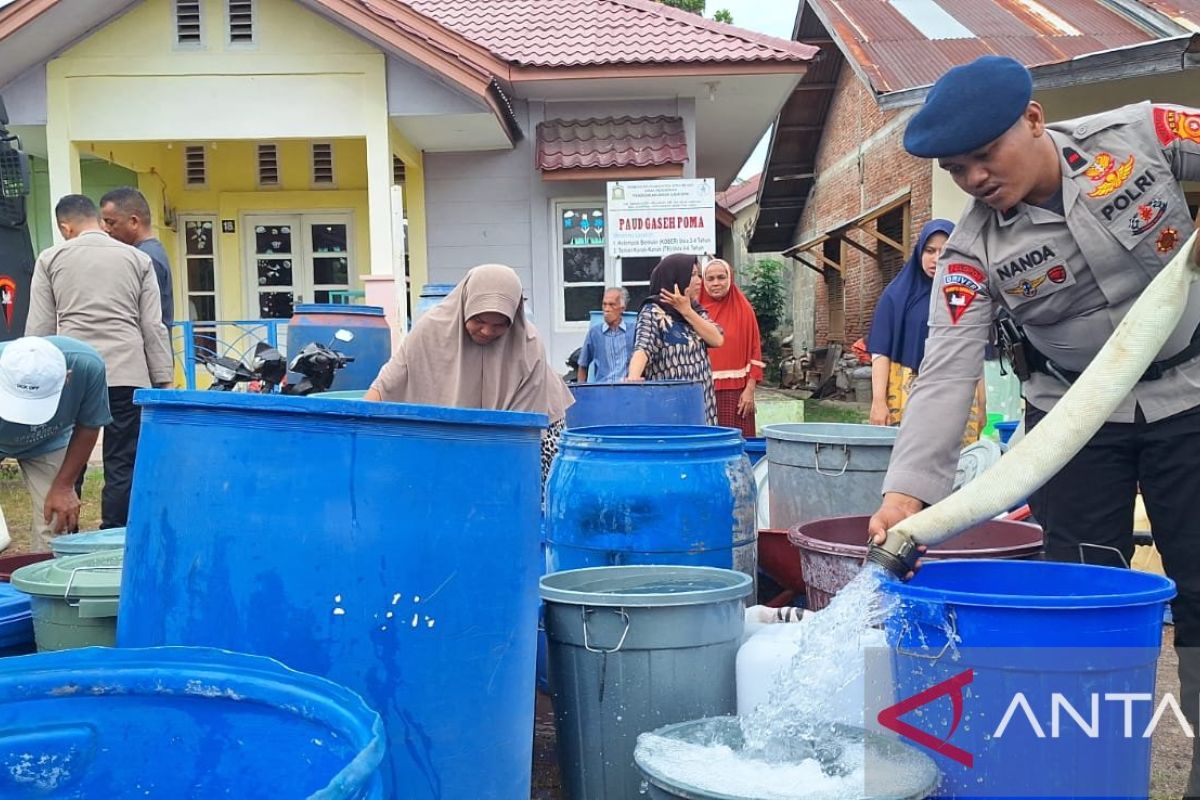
[1001,263,1075,301]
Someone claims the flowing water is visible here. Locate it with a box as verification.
[635,564,937,799]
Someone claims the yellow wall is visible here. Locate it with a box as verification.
[41,0,430,322]
[82,138,370,321]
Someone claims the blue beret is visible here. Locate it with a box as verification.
[904,56,1033,158]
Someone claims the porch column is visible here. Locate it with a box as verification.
[365,90,407,343]
[44,70,81,243]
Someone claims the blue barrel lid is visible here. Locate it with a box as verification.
[561,424,743,453]
[0,584,32,651]
[134,389,548,431]
[540,565,752,607]
[883,559,1176,609]
[51,528,126,557]
[291,303,385,317]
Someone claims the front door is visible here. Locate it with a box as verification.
[245,213,353,319]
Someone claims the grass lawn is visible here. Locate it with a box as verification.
[0,462,104,554]
[802,399,870,425]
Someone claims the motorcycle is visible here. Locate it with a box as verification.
[201,329,354,395]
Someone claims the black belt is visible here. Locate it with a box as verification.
[1028,322,1200,385]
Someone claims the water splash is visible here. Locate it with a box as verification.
[635,564,917,798]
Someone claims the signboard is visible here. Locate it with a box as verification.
[606,178,715,258]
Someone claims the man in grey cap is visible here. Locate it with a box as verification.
[867,54,1200,792]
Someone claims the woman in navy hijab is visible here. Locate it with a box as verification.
[867,219,985,441]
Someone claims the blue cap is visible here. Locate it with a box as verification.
[904,56,1033,158]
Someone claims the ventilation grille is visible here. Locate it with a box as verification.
[393,155,406,184]
[184,145,207,187]
[228,0,255,44]
[257,143,279,186]
[312,143,334,185]
[175,0,202,45]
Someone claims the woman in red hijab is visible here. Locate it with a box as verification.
[699,258,764,436]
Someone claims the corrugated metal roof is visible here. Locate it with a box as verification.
[1139,0,1200,30]
[813,0,1158,94]
[536,116,687,171]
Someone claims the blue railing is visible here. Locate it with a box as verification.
[171,320,289,391]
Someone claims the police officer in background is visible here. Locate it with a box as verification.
[866,55,1200,792]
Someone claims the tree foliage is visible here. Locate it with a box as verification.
[744,258,788,383]
[653,0,734,24]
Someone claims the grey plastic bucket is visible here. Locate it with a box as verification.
[540,566,752,800]
[763,423,898,529]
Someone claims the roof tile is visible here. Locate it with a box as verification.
[536,115,687,170]
[399,0,817,67]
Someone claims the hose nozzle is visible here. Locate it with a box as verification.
[866,529,921,578]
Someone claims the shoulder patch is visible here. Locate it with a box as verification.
[1153,105,1200,146]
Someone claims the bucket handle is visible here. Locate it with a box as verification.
[63,565,122,608]
[1077,543,1130,569]
[894,607,957,661]
[813,443,850,477]
[581,607,631,654]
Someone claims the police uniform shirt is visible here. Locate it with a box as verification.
[884,101,1200,504]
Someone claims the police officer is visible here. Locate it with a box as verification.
[866,55,1200,792]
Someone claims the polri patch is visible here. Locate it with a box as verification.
[1128,199,1167,236]
[1085,152,1136,198]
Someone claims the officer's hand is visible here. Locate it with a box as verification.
[867,492,924,546]
[44,484,81,535]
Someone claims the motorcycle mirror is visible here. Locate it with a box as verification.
[334,329,354,343]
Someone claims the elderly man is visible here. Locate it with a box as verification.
[577,287,635,383]
[0,336,110,550]
[99,186,174,328]
[26,194,173,530]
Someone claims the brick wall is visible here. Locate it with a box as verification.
[793,64,933,350]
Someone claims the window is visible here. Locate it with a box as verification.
[227,0,255,45]
[311,142,335,186]
[181,217,218,357]
[876,207,906,283]
[184,145,207,188]
[256,143,279,187]
[617,257,655,309]
[174,0,203,47]
[557,202,607,323]
[824,238,845,343]
[392,155,406,184]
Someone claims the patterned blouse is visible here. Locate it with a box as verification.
[633,303,719,425]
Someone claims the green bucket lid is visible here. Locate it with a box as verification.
[11,549,123,599]
[50,528,126,558]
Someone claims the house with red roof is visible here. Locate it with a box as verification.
[749,0,1200,355]
[0,0,816,369]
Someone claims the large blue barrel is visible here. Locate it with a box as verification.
[0,646,384,798]
[117,391,546,799]
[881,560,1174,798]
[415,283,457,323]
[286,304,392,390]
[544,425,757,578]
[565,380,706,428]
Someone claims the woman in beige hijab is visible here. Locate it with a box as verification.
[366,264,573,480]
